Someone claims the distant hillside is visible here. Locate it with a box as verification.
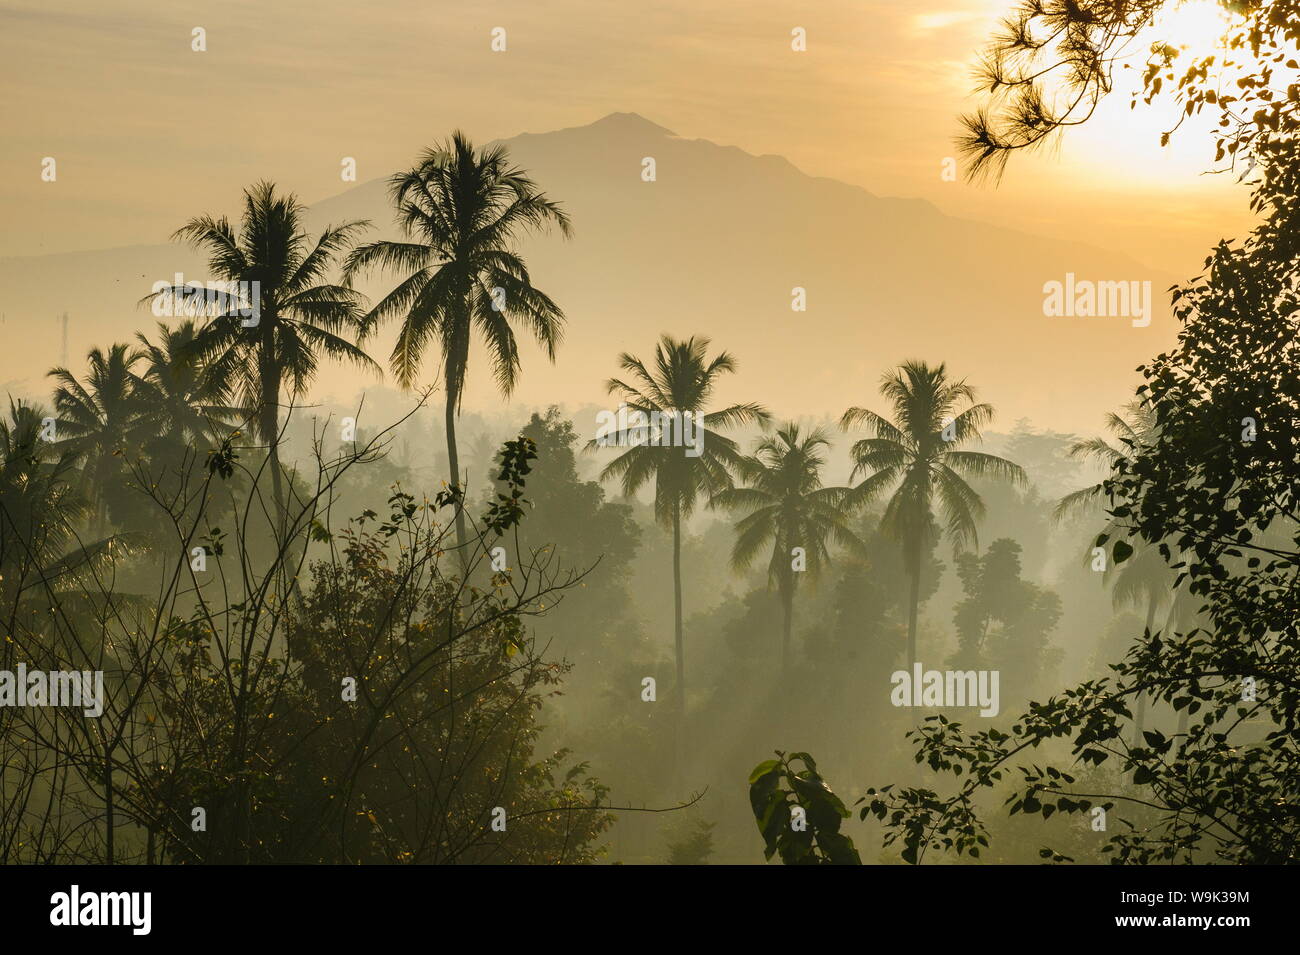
[0,112,1175,433]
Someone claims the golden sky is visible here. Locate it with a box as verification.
[1,0,1254,274]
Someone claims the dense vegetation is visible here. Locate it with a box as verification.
[5,1,1300,865]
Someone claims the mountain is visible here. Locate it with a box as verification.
[0,112,1174,433]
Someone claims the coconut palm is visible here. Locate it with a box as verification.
[0,399,134,623]
[1056,403,1170,620]
[0,399,92,584]
[713,422,865,673]
[167,181,375,525]
[342,134,571,561]
[1056,401,1177,740]
[465,428,500,488]
[594,335,770,721]
[48,344,152,534]
[1054,400,1158,521]
[132,320,239,451]
[840,360,1025,668]
[1113,542,1198,741]
[0,399,143,869]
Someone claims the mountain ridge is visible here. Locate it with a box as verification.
[0,112,1173,432]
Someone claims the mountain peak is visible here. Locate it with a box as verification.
[591,111,674,134]
[574,112,676,137]
[504,112,677,149]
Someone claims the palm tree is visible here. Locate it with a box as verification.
[840,360,1025,669]
[594,335,770,723]
[132,320,238,451]
[465,428,500,488]
[713,422,865,674]
[1,397,147,630]
[1056,401,1173,740]
[1054,400,1158,521]
[48,344,151,534]
[168,181,375,525]
[0,399,93,594]
[342,134,571,561]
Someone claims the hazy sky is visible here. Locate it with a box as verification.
[2,0,1254,274]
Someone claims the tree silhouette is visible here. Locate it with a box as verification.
[840,360,1025,668]
[132,320,239,452]
[594,335,769,732]
[0,398,133,647]
[168,181,375,526]
[713,422,864,674]
[856,140,1300,866]
[1056,401,1176,739]
[956,0,1270,181]
[343,134,571,564]
[48,344,150,535]
[0,399,93,590]
[1055,400,1157,520]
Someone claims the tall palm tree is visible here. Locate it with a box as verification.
[1056,401,1173,740]
[342,134,571,561]
[168,181,375,525]
[840,360,1025,668]
[594,335,770,723]
[1056,405,1165,621]
[132,320,238,451]
[48,344,151,534]
[713,422,865,673]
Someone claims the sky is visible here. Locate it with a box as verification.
[1,0,1255,274]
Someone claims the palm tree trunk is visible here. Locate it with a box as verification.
[672,500,685,767]
[268,439,285,526]
[259,337,287,532]
[781,581,794,675]
[92,457,110,539]
[445,394,470,571]
[96,491,109,541]
[1132,595,1158,744]
[906,547,921,669]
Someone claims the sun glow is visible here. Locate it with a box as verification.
[977,0,1246,188]
[1149,0,1235,60]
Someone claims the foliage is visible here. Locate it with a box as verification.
[853,140,1300,866]
[841,360,1025,667]
[166,181,375,446]
[596,335,769,527]
[594,334,769,719]
[342,132,570,393]
[748,751,861,864]
[950,538,1063,692]
[713,422,865,670]
[0,397,613,863]
[665,818,716,865]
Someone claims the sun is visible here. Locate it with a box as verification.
[1149,0,1235,59]
[977,0,1245,188]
